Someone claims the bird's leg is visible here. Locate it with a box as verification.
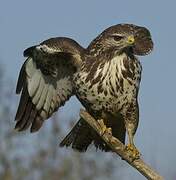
[125,121,140,160]
[123,102,140,160]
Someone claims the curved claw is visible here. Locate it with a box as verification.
[97,119,107,135]
[125,144,140,160]
[97,119,112,136]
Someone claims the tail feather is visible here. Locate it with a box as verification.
[60,124,78,148]
[60,113,126,152]
[60,118,93,152]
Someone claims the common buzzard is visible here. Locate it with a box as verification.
[15,24,153,157]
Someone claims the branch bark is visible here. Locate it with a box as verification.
[80,109,164,180]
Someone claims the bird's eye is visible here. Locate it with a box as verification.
[113,35,123,41]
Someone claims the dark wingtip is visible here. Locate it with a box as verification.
[30,117,43,133]
[14,125,20,131]
[23,46,36,57]
[16,62,27,94]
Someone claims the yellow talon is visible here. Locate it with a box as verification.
[97,119,107,136]
[125,144,140,160]
[106,127,112,136]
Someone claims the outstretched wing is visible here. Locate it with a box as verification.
[15,37,84,132]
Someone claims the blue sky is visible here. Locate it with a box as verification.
[0,0,176,179]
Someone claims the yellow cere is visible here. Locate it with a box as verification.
[127,36,135,44]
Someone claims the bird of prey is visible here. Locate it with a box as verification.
[15,24,153,157]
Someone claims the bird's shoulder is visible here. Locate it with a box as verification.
[24,37,85,57]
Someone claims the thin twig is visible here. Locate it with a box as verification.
[80,109,164,180]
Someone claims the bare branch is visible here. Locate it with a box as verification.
[80,109,164,180]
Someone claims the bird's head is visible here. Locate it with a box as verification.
[88,24,153,57]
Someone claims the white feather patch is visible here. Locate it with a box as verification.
[37,45,61,54]
[27,70,41,97]
[25,57,36,78]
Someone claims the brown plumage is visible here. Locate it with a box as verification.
[15,24,153,153]
[15,37,84,132]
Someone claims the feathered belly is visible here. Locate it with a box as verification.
[73,53,141,114]
[73,72,139,114]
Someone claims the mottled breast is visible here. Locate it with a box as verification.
[73,53,142,114]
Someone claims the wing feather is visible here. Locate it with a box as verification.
[15,37,84,132]
[28,69,41,97]
[16,101,33,130]
[43,84,54,114]
[22,106,37,131]
[15,85,29,121]
[32,74,44,105]
[16,62,26,94]
[36,83,48,110]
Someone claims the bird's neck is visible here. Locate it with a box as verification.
[105,53,130,77]
[82,52,139,82]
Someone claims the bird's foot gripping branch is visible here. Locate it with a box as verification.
[80,109,164,180]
